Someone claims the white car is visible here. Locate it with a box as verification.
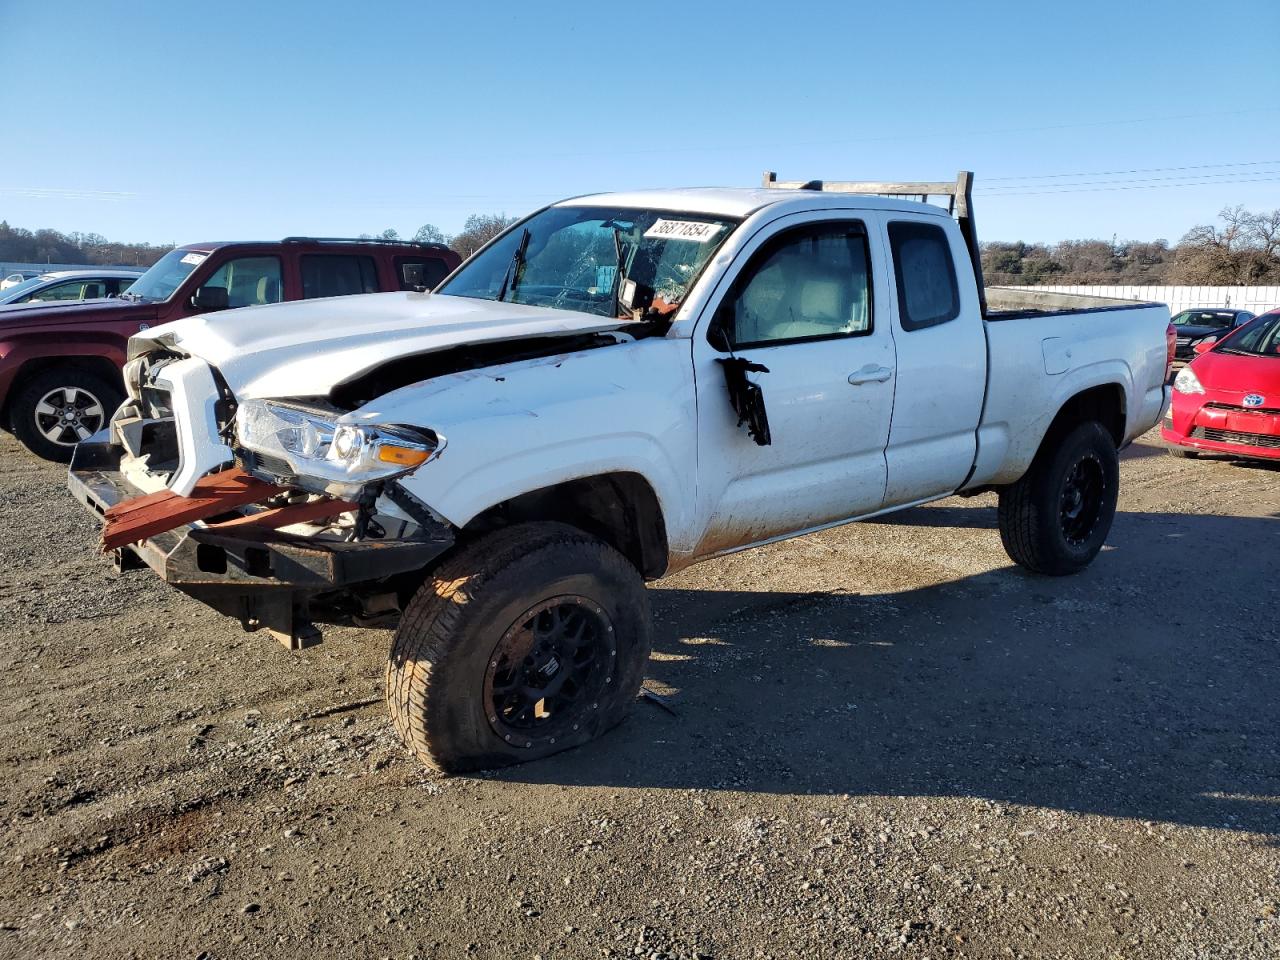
[70,173,1173,773]
[0,268,144,306]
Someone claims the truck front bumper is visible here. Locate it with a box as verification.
[68,439,454,648]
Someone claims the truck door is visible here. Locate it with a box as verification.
[878,216,987,507]
[691,212,896,557]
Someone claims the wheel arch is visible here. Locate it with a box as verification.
[2,354,124,426]
[460,471,670,580]
[1040,382,1127,454]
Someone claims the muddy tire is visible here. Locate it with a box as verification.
[997,420,1119,576]
[387,522,652,773]
[10,366,122,463]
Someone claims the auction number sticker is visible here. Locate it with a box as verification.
[180,252,208,266]
[644,219,723,243]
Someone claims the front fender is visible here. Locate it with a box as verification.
[0,333,128,410]
[353,337,699,552]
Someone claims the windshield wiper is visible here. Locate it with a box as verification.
[496,227,530,303]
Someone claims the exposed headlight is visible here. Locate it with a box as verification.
[234,399,443,497]
[1173,366,1205,395]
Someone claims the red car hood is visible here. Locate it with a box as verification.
[0,297,158,329]
[1189,348,1280,405]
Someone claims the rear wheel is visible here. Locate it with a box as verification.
[387,522,652,773]
[998,420,1119,576]
[10,366,123,463]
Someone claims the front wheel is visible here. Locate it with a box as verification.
[387,522,652,773]
[10,366,123,463]
[997,420,1119,576]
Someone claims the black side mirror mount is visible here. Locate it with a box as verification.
[707,307,733,352]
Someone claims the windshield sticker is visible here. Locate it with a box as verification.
[180,252,207,266]
[644,219,724,243]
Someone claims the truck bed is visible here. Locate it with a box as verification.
[966,293,1171,490]
[985,286,1164,321]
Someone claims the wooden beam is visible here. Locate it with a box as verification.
[101,468,287,552]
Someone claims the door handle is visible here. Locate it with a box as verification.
[848,364,893,385]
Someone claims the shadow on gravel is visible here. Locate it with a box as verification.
[496,507,1280,838]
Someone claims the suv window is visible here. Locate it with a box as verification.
[395,256,450,291]
[300,254,380,300]
[719,222,872,349]
[202,256,283,308]
[888,221,960,331]
[28,280,94,302]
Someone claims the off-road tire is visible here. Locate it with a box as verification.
[997,420,1119,576]
[11,366,123,463]
[387,522,652,773]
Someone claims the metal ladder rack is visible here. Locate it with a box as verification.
[762,170,987,316]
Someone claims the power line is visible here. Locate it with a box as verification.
[978,175,1280,197]
[982,167,1280,192]
[985,159,1280,183]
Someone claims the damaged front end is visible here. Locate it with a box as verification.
[68,350,455,649]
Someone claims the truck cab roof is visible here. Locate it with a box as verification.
[558,187,953,221]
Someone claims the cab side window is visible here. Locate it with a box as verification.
[202,256,283,308]
[719,222,872,349]
[888,221,960,331]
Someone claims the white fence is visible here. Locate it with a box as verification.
[1003,285,1280,315]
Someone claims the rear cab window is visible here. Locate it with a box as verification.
[300,254,380,299]
[888,221,960,331]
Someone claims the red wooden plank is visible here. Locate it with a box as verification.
[207,497,358,532]
[102,468,287,551]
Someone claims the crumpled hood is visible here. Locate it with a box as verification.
[132,291,634,399]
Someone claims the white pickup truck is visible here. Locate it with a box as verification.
[69,173,1174,772]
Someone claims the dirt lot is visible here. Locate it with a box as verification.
[0,429,1277,960]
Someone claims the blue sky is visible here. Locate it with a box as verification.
[2,0,1278,246]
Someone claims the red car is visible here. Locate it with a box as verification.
[1162,308,1280,461]
[0,237,460,461]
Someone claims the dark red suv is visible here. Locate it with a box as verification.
[0,237,460,460]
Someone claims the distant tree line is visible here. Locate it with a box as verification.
[7,206,1278,285]
[361,213,520,259]
[0,213,521,269]
[0,220,172,267]
[983,206,1280,286]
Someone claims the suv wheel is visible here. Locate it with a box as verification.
[997,420,1119,576]
[387,522,652,773]
[11,367,123,463]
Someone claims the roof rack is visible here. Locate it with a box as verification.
[281,236,453,254]
[762,170,986,315]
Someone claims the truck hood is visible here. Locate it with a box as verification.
[133,291,637,400]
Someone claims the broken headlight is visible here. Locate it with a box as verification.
[234,399,443,498]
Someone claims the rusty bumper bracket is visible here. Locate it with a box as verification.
[69,440,455,650]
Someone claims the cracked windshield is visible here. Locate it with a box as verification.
[438,205,738,318]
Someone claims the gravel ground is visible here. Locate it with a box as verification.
[0,429,1277,960]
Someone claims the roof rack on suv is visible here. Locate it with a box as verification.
[281,236,453,254]
[762,170,985,315]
